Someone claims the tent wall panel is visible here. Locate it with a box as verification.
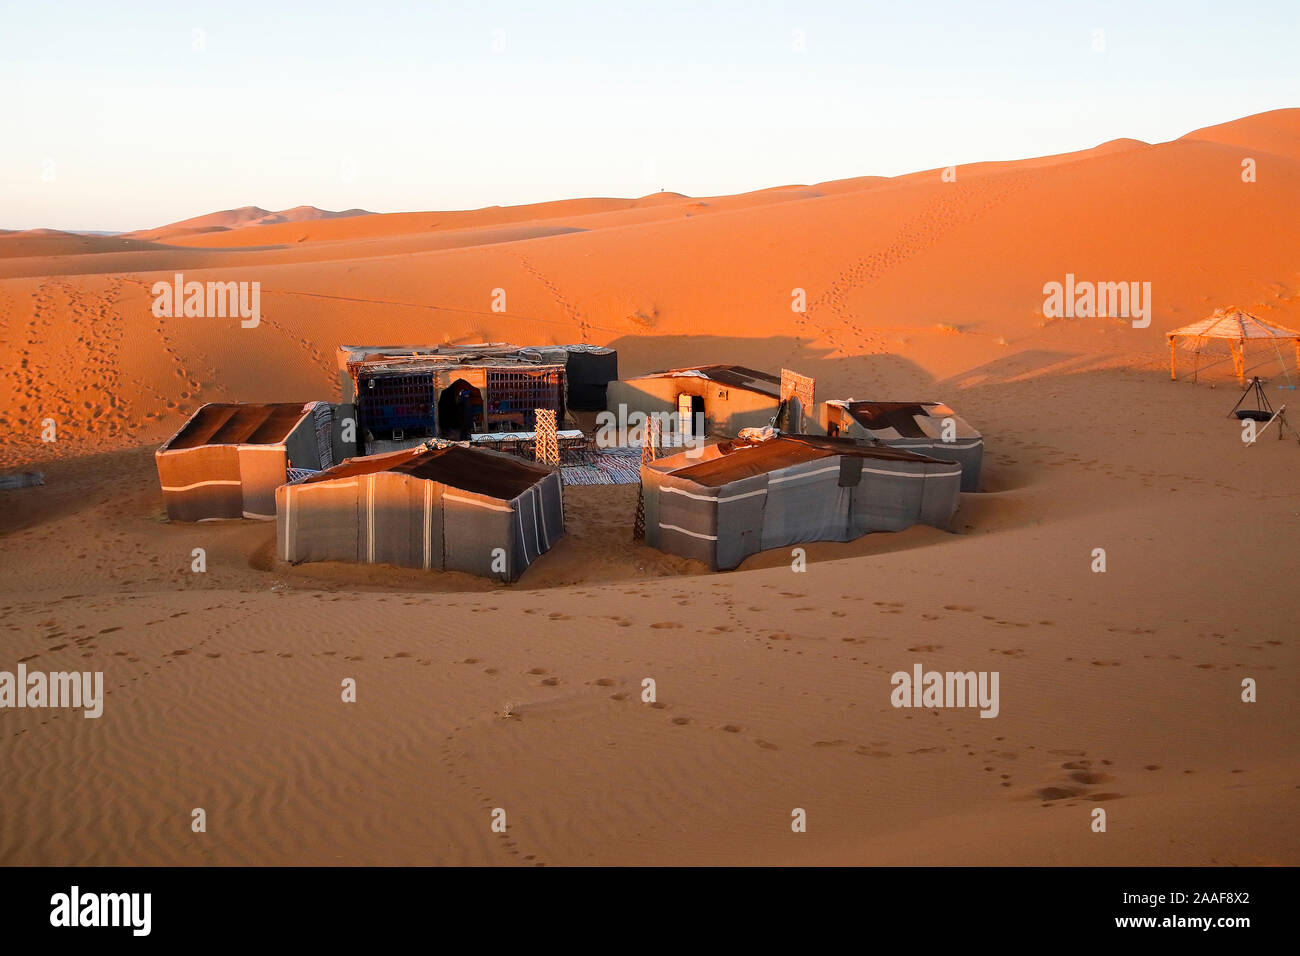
[714,473,769,571]
[443,489,515,580]
[760,461,851,553]
[642,468,664,550]
[851,466,924,532]
[879,438,981,492]
[562,348,619,410]
[369,473,422,568]
[838,435,981,493]
[332,402,359,464]
[537,473,565,553]
[157,445,245,521]
[918,469,963,529]
[236,445,289,519]
[278,480,361,564]
[355,475,375,563]
[653,472,721,568]
[421,479,445,572]
[510,474,563,578]
[511,487,546,580]
[283,414,322,473]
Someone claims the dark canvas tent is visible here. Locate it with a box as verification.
[156,402,333,521]
[820,400,983,492]
[276,444,563,581]
[641,434,961,570]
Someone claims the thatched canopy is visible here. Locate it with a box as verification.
[1167,309,1300,384]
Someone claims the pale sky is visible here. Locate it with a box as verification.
[3,0,1297,231]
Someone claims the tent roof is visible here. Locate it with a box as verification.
[339,342,612,375]
[824,400,980,439]
[655,434,949,488]
[165,402,315,449]
[301,444,551,500]
[1167,310,1300,342]
[630,364,782,397]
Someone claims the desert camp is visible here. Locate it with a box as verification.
[155,401,342,521]
[641,432,962,570]
[276,442,564,581]
[8,16,1300,880]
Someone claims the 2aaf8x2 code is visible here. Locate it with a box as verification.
[1192,892,1249,905]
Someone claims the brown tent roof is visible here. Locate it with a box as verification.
[302,444,551,500]
[167,403,314,449]
[660,434,951,488]
[843,402,932,438]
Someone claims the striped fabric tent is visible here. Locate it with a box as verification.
[156,402,333,521]
[641,434,961,571]
[276,443,563,581]
[1168,310,1300,385]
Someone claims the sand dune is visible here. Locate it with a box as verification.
[1,109,1297,865]
[125,204,374,242]
[1180,107,1300,160]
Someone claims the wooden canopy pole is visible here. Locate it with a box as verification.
[1169,336,1177,380]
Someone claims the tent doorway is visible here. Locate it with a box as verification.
[438,380,483,440]
[678,393,705,437]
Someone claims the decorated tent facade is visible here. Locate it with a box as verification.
[276,444,563,581]
[1167,310,1300,385]
[641,434,961,571]
[156,402,336,521]
[818,400,984,492]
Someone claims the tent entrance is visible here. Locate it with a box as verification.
[678,393,704,437]
[438,380,484,440]
[824,404,853,438]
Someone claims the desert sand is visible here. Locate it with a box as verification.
[1,109,1297,865]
